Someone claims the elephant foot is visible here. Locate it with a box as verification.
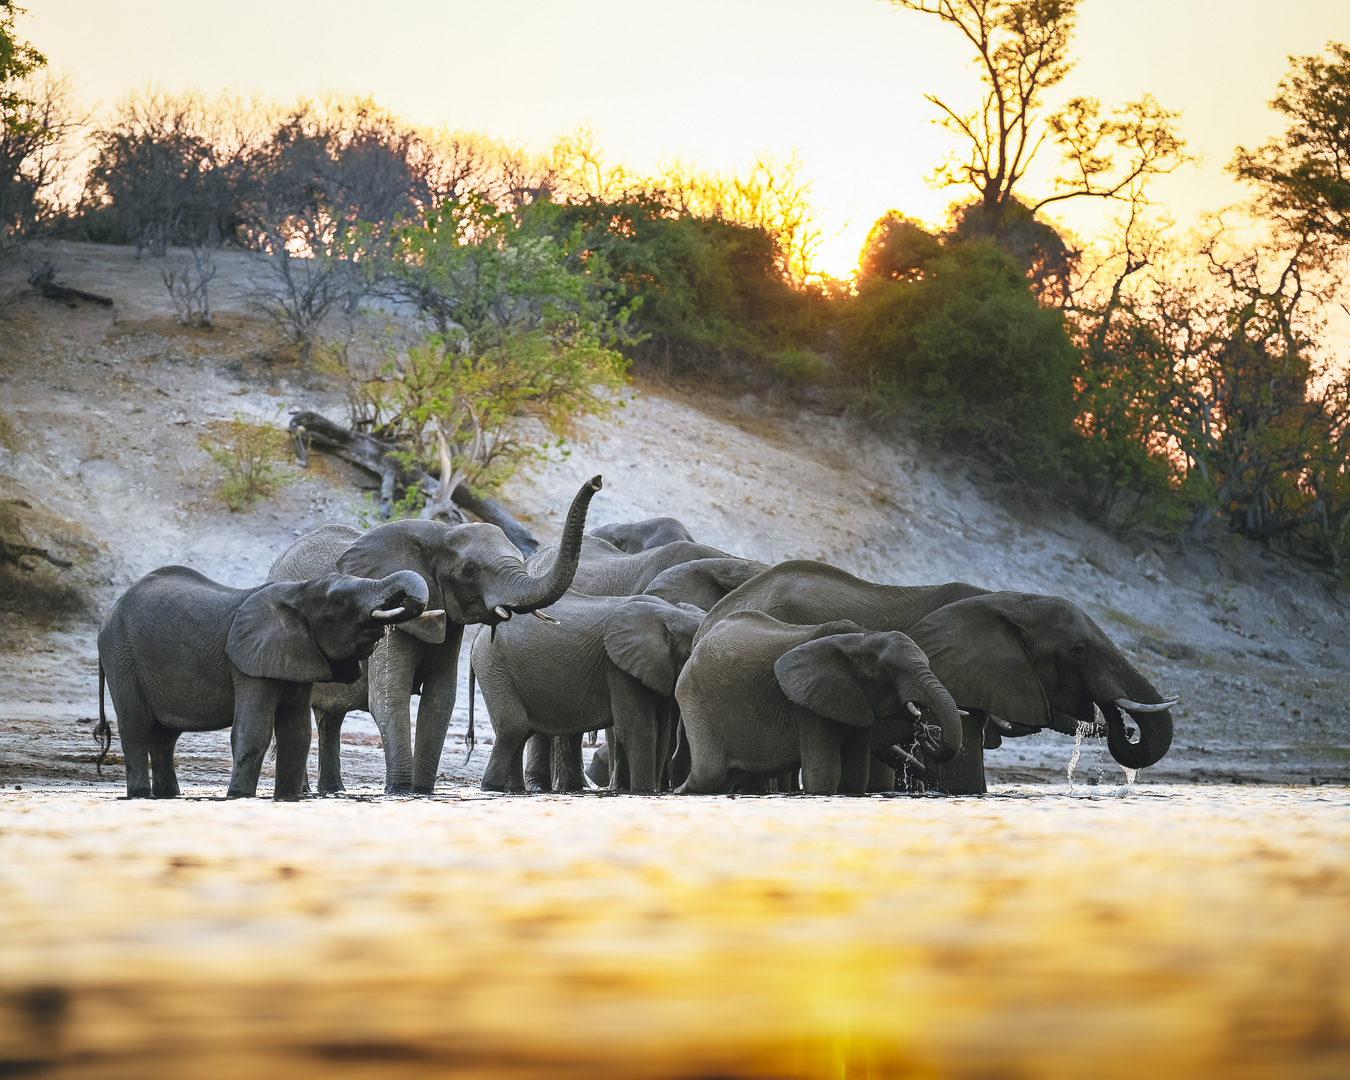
[413,785,436,796]
[126,787,153,799]
[317,784,345,796]
[273,790,304,802]
[524,781,548,793]
[383,786,414,796]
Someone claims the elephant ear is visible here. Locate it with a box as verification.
[645,558,767,610]
[773,635,875,727]
[603,599,694,696]
[909,597,1050,730]
[337,521,448,644]
[227,584,333,683]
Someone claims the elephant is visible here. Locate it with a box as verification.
[515,537,767,790]
[471,594,704,792]
[589,517,695,552]
[95,566,431,800]
[675,610,964,795]
[681,560,985,790]
[903,592,1178,794]
[267,475,602,794]
[693,560,989,648]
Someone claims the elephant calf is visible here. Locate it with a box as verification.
[676,611,963,795]
[471,594,704,792]
[96,566,431,799]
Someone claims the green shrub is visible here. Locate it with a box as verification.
[200,414,292,511]
[845,238,1077,478]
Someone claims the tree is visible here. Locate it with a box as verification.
[0,1,58,247]
[350,195,631,519]
[887,2,1189,223]
[1230,41,1350,261]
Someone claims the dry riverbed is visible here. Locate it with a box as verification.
[2,786,1347,1078]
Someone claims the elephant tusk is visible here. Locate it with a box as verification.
[906,700,922,717]
[1113,696,1178,713]
[958,709,970,717]
[876,743,927,776]
[417,608,445,620]
[987,714,1015,735]
[530,609,561,624]
[371,606,406,620]
[493,605,512,620]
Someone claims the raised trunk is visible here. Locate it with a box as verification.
[493,476,602,613]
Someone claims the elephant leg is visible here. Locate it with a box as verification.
[552,734,585,793]
[367,631,421,794]
[147,723,181,799]
[585,740,611,788]
[798,717,845,795]
[272,689,312,801]
[227,679,284,799]
[924,712,988,795]
[868,761,897,793]
[838,725,873,795]
[524,734,553,793]
[479,694,531,794]
[410,629,464,795]
[609,673,661,792]
[109,691,152,798]
[314,708,347,794]
[676,726,729,795]
[775,769,800,793]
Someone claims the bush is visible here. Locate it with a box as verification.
[845,238,1078,478]
[200,415,292,511]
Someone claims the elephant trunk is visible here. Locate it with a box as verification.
[907,672,963,765]
[1103,702,1174,770]
[1096,657,1175,770]
[369,570,431,623]
[494,476,602,614]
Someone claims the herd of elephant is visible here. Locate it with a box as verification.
[93,475,1178,800]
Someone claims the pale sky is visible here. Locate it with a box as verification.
[22,0,1350,277]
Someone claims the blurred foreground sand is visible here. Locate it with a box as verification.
[2,786,1347,1078]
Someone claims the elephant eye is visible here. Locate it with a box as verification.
[461,561,479,579]
[1070,641,1089,659]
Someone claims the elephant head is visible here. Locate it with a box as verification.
[226,570,431,684]
[644,557,770,611]
[773,631,964,763]
[909,592,1177,771]
[603,597,705,695]
[590,517,695,553]
[336,475,602,641]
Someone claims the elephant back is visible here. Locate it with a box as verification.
[268,524,363,582]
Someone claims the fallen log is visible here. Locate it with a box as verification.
[0,534,73,568]
[28,265,114,308]
[287,411,541,555]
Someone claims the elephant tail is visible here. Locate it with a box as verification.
[94,661,112,776]
[464,663,476,764]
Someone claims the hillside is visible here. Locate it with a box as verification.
[2,241,1347,792]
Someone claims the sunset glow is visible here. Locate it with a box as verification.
[22,0,1350,277]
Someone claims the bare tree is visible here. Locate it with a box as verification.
[889,1,1190,220]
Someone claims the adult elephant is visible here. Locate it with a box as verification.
[517,535,768,790]
[269,475,602,794]
[693,560,989,648]
[904,592,1177,794]
[96,566,431,799]
[675,611,963,795]
[589,517,694,553]
[472,595,703,792]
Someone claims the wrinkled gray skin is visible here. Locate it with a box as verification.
[905,592,1176,793]
[518,535,762,790]
[675,611,963,795]
[97,566,429,800]
[267,476,602,794]
[589,517,694,553]
[688,560,987,790]
[473,595,704,792]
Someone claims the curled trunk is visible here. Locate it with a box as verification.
[911,673,963,764]
[489,476,602,613]
[369,570,430,621]
[1103,702,1174,770]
